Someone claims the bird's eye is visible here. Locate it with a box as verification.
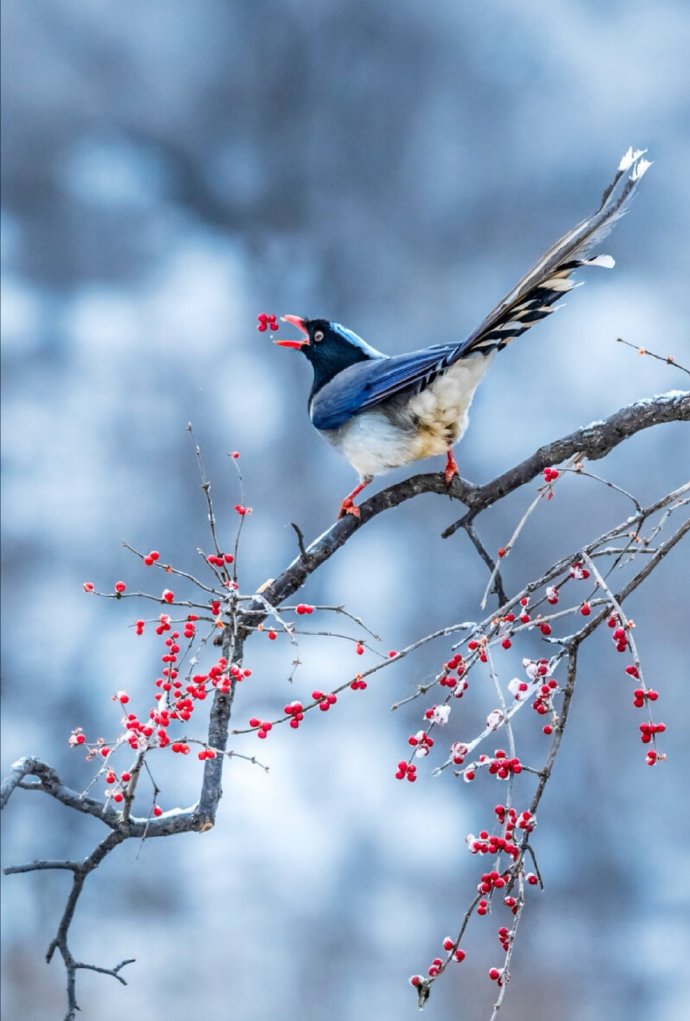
[313,330,324,343]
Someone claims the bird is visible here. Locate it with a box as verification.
[275,148,651,519]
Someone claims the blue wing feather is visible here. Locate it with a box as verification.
[310,344,462,431]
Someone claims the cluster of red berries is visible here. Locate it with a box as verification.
[488,749,522,779]
[442,936,465,960]
[312,689,337,711]
[438,652,466,689]
[105,769,131,786]
[395,761,417,782]
[284,701,305,729]
[155,612,172,635]
[409,937,466,988]
[609,622,629,652]
[350,675,367,690]
[467,637,488,662]
[569,561,591,581]
[496,803,535,833]
[543,467,560,483]
[207,552,234,567]
[256,313,279,332]
[408,730,434,756]
[248,717,273,739]
[632,687,658,708]
[468,832,520,861]
[478,869,509,894]
[532,678,558,719]
[143,550,160,566]
[296,603,315,615]
[639,721,665,744]
[450,742,469,765]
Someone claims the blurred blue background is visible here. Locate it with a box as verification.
[2,2,689,1019]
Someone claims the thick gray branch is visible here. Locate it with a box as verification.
[242,390,688,619]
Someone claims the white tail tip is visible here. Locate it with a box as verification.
[618,146,648,172]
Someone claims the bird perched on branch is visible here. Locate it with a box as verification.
[275,148,651,519]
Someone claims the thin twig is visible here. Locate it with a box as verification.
[617,337,690,377]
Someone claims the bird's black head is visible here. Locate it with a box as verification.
[276,315,382,395]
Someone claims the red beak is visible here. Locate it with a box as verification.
[275,315,310,348]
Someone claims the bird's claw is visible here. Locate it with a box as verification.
[338,498,361,520]
[444,450,459,485]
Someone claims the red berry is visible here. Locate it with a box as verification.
[114,581,126,593]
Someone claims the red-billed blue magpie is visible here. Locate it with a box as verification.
[276,148,651,518]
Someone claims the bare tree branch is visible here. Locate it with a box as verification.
[2,387,687,1019]
[241,391,688,617]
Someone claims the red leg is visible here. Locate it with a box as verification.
[338,477,373,519]
[444,448,459,484]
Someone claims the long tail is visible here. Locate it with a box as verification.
[459,147,652,358]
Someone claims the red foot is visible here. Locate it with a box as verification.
[337,477,372,520]
[338,497,362,519]
[444,449,459,484]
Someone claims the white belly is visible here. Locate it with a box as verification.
[323,354,493,478]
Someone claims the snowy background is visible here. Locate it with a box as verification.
[2,2,689,1019]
